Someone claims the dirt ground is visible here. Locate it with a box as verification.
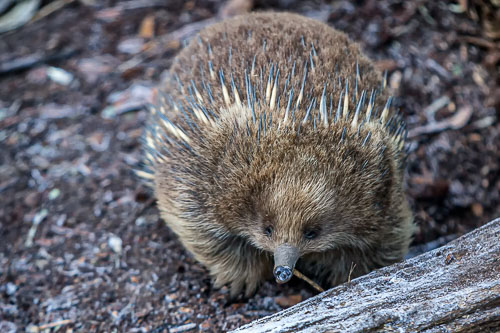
[1,0,499,332]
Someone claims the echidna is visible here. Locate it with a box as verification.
[138,12,414,297]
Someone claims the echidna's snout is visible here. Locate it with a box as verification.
[273,244,300,284]
[274,266,293,283]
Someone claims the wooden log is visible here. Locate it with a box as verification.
[235,218,500,332]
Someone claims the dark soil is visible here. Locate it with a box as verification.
[1,0,498,332]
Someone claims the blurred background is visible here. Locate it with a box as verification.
[0,0,499,331]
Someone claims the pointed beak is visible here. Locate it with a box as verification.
[273,244,300,284]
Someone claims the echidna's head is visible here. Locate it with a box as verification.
[247,169,338,284]
[211,115,406,285]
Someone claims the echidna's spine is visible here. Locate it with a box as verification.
[138,34,408,184]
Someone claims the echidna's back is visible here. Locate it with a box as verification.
[141,12,406,187]
[163,12,386,124]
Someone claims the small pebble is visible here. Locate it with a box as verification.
[25,324,39,333]
[48,188,60,200]
[56,214,66,226]
[0,321,18,333]
[6,282,18,296]
[117,37,145,54]
[103,190,113,203]
[47,67,74,86]
[135,217,146,226]
[108,235,123,254]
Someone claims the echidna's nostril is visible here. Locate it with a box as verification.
[274,266,293,283]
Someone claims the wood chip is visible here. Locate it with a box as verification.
[139,14,155,38]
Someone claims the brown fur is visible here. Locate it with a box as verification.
[142,12,414,297]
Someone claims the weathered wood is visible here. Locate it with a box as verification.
[235,218,500,333]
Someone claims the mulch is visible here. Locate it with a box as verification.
[0,0,498,331]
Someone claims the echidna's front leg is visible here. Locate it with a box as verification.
[204,240,273,297]
[159,207,272,297]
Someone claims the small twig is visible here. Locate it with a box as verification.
[408,105,473,139]
[31,0,75,23]
[348,262,357,283]
[0,48,78,76]
[423,95,450,122]
[37,319,74,330]
[293,269,324,293]
[461,36,498,50]
[425,58,452,82]
[117,0,168,10]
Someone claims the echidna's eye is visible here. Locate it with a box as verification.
[304,229,318,240]
[264,226,273,237]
